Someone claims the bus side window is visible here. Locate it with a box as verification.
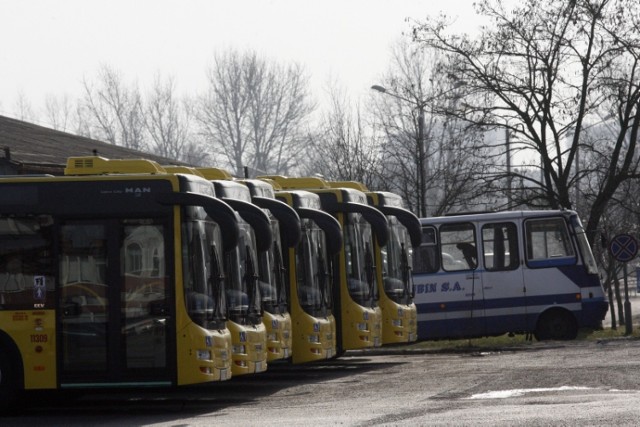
[440,223,476,271]
[525,217,575,267]
[482,222,519,271]
[413,226,439,273]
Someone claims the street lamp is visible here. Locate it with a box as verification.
[371,82,466,217]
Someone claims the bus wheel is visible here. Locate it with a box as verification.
[534,309,578,341]
[0,350,18,412]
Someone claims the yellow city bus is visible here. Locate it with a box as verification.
[0,156,238,409]
[261,176,388,354]
[270,187,341,363]
[366,190,421,344]
[240,178,301,361]
[197,172,270,375]
[329,182,422,344]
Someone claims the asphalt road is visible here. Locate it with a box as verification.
[3,335,640,426]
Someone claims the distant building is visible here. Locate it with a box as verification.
[0,115,187,175]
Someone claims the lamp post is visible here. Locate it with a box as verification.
[371,82,465,217]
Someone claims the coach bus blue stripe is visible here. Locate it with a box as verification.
[414,268,601,288]
[527,257,576,268]
[414,292,594,313]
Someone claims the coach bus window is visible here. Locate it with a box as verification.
[413,226,438,273]
[525,217,575,266]
[570,215,599,275]
[482,222,519,271]
[440,223,477,271]
[0,215,55,309]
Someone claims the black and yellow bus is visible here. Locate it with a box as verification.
[0,157,238,408]
[365,190,421,344]
[202,175,270,375]
[268,186,341,363]
[329,182,422,344]
[240,178,301,361]
[261,176,388,354]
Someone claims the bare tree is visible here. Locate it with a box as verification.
[144,74,205,164]
[305,83,382,186]
[412,0,640,245]
[196,49,314,176]
[371,41,488,216]
[43,93,74,132]
[13,91,35,122]
[79,64,147,151]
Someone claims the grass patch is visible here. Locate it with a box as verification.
[389,326,640,353]
[581,325,640,340]
[400,333,535,352]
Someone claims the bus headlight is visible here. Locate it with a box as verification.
[196,350,212,361]
[356,322,368,331]
[232,344,247,354]
[392,319,403,327]
[308,334,320,343]
[267,332,277,342]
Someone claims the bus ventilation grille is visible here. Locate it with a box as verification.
[73,158,94,169]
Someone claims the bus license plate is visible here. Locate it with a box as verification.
[220,368,228,381]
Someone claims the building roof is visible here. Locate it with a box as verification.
[0,115,186,174]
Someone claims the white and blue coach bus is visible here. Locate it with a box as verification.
[412,210,608,341]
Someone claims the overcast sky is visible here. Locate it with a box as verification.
[0,0,482,120]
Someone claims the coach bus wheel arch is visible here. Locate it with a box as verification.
[534,308,578,341]
[0,334,23,412]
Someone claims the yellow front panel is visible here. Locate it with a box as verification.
[228,321,267,376]
[263,311,292,361]
[341,302,380,350]
[176,322,232,385]
[1,310,57,390]
[291,311,336,364]
[380,298,418,344]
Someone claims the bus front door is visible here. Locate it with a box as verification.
[438,223,484,338]
[58,220,173,386]
[479,221,528,335]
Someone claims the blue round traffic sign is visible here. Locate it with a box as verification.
[609,233,638,263]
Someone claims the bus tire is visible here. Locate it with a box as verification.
[534,309,578,341]
[0,348,19,413]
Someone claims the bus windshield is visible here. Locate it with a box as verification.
[182,218,227,329]
[224,222,262,324]
[344,213,377,306]
[258,219,287,315]
[381,216,414,303]
[297,220,332,316]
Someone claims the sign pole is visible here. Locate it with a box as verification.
[624,263,632,335]
[609,233,637,335]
